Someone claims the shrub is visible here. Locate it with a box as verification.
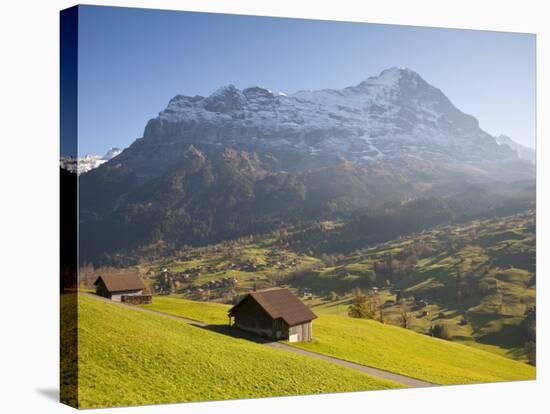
[429,324,451,340]
[348,290,369,318]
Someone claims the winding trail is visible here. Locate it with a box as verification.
[265,342,433,387]
[81,293,434,388]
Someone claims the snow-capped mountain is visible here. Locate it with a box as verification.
[102,147,123,161]
[145,67,519,168]
[60,147,122,174]
[79,67,535,262]
[496,135,535,164]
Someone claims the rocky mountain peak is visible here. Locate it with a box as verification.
[138,67,530,170]
[359,67,423,89]
[203,84,246,113]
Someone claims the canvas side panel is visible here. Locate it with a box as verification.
[60,5,79,409]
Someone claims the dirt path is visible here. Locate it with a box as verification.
[81,293,434,388]
[265,342,433,387]
[81,292,209,325]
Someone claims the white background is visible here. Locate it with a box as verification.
[0,0,547,412]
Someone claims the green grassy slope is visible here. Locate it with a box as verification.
[143,297,535,386]
[142,296,230,325]
[60,294,78,406]
[292,210,536,360]
[77,294,400,408]
[294,315,535,385]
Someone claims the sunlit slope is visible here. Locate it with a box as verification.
[144,297,535,386]
[294,315,535,385]
[142,296,230,325]
[77,294,400,408]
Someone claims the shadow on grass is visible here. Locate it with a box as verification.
[190,323,277,344]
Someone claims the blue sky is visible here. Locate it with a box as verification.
[76,5,536,155]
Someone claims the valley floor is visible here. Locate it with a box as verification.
[98,209,534,364]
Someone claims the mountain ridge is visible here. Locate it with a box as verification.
[78,67,535,264]
[143,67,516,166]
[496,134,535,163]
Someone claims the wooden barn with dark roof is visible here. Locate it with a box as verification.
[228,287,317,342]
[94,274,150,303]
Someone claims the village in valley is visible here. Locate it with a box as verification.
[80,210,536,348]
[67,208,536,407]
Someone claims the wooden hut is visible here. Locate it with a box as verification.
[93,274,151,303]
[228,287,317,342]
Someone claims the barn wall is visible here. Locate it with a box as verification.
[273,318,287,339]
[233,297,273,329]
[95,280,110,298]
[232,297,275,337]
[289,321,313,342]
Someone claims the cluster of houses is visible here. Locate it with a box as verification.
[181,277,239,300]
[378,294,433,319]
[151,255,301,298]
[148,251,304,297]
[298,287,314,299]
[152,267,202,294]
[265,255,300,270]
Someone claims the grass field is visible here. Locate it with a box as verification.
[143,296,535,386]
[76,294,401,408]
[60,294,78,406]
[142,296,230,325]
[293,315,535,385]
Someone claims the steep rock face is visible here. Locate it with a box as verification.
[78,67,535,262]
[91,67,533,190]
[141,67,518,167]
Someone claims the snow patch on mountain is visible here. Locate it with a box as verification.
[362,66,404,87]
[60,147,123,174]
[495,135,535,164]
[103,147,122,160]
[147,67,520,166]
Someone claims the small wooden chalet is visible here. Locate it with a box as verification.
[94,274,151,303]
[228,287,317,342]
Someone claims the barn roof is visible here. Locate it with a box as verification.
[94,274,146,293]
[229,287,317,326]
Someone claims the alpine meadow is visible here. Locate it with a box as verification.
[60,5,536,409]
